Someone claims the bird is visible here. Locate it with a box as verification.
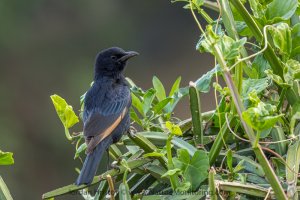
[75,47,138,185]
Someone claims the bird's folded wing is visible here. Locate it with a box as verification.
[85,108,127,153]
[83,88,131,153]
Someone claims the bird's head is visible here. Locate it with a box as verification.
[94,47,139,79]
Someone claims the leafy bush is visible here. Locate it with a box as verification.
[43,0,300,199]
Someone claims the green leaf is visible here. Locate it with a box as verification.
[42,158,151,199]
[266,0,298,23]
[221,36,247,61]
[0,151,14,165]
[269,23,292,56]
[227,150,233,173]
[292,101,300,116]
[286,141,300,198]
[50,95,79,128]
[221,152,265,177]
[123,131,210,156]
[189,83,203,144]
[169,66,220,113]
[271,157,285,177]
[194,65,220,93]
[153,98,172,114]
[142,194,205,200]
[196,25,219,54]
[174,150,209,191]
[176,182,191,192]
[130,108,143,126]
[241,78,270,99]
[50,94,79,140]
[175,149,190,171]
[248,90,261,105]
[143,89,156,115]
[80,92,86,113]
[235,21,252,37]
[197,25,246,61]
[252,55,271,78]
[152,76,166,102]
[94,181,108,200]
[260,128,272,138]
[166,121,182,136]
[145,164,168,181]
[143,152,164,158]
[265,69,290,87]
[120,159,131,172]
[172,137,198,156]
[242,100,284,131]
[297,2,300,15]
[248,0,267,19]
[233,160,245,173]
[119,182,132,200]
[291,23,300,57]
[284,59,300,85]
[161,168,182,177]
[290,112,300,136]
[109,144,122,159]
[192,0,204,8]
[127,133,168,169]
[271,126,287,156]
[74,143,86,159]
[131,93,144,116]
[169,76,181,97]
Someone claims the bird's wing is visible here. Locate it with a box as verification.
[83,87,130,153]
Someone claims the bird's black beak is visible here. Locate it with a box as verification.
[118,51,139,62]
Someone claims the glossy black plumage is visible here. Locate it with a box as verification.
[75,47,138,185]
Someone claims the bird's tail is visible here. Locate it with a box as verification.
[75,137,111,185]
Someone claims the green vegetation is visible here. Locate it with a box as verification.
[43,0,300,199]
[0,150,14,200]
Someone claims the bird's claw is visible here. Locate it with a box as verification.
[128,126,137,137]
[111,161,121,172]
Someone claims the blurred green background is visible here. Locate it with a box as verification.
[0,0,215,199]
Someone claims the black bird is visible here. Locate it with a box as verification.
[75,47,138,185]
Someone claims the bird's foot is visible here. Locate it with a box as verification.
[110,161,121,172]
[127,126,137,137]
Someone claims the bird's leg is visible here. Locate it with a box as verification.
[127,125,137,138]
[107,149,122,172]
[110,160,121,172]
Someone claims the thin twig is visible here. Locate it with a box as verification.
[225,113,299,175]
[106,175,115,200]
[264,187,272,200]
[215,0,221,32]
[229,25,273,71]
[214,0,228,152]
[213,3,227,149]
[220,153,227,170]
[225,113,298,144]
[225,113,250,143]
[261,146,299,176]
[203,0,220,12]
[215,181,226,200]
[189,0,206,36]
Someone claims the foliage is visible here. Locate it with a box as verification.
[44,0,300,199]
[0,149,14,200]
[0,151,14,166]
[50,94,79,140]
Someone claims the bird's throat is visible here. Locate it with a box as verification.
[94,70,123,81]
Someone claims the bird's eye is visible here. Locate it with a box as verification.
[111,55,117,60]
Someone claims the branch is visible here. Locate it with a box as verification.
[42,158,151,200]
